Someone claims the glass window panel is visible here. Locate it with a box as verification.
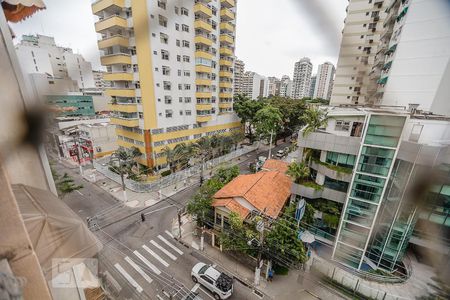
[364,115,405,148]
[345,198,378,226]
[350,174,386,203]
[334,243,364,269]
[357,146,394,176]
[339,221,370,249]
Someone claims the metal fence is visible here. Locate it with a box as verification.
[310,257,410,300]
[93,145,257,193]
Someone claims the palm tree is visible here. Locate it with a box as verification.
[173,142,192,170]
[286,162,310,184]
[300,107,329,137]
[162,146,176,172]
[130,146,142,173]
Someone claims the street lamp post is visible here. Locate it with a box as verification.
[268,130,274,159]
[72,133,83,175]
[110,153,128,202]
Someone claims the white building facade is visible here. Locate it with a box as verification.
[233,58,245,95]
[241,71,268,99]
[279,75,292,98]
[292,57,312,99]
[313,62,335,100]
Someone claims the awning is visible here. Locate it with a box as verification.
[12,184,102,279]
[1,0,45,22]
[382,61,393,70]
[386,44,397,55]
[396,6,409,22]
[378,76,388,85]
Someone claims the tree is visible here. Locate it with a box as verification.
[219,212,258,254]
[300,107,329,137]
[162,146,176,172]
[55,172,83,198]
[268,97,306,140]
[233,97,265,142]
[254,105,283,144]
[229,130,245,150]
[173,143,192,170]
[214,165,240,184]
[286,162,310,184]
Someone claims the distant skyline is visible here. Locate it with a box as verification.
[10,0,347,78]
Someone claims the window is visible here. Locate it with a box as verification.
[177,55,181,62]
[181,7,189,16]
[182,40,190,48]
[182,24,189,32]
[179,97,183,103]
[182,55,190,62]
[157,0,166,9]
[162,66,170,75]
[164,96,172,104]
[178,84,183,90]
[176,39,180,47]
[165,110,173,118]
[163,81,171,90]
[335,120,351,131]
[180,110,183,115]
[161,50,169,60]
[185,110,192,116]
[184,84,191,90]
[183,70,190,77]
[174,6,179,15]
[175,23,180,31]
[184,97,191,103]
[160,33,168,44]
[178,69,182,76]
[158,15,167,27]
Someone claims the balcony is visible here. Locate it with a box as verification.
[219,81,232,88]
[221,0,235,8]
[310,160,353,182]
[196,115,212,123]
[219,92,232,98]
[116,128,144,142]
[92,0,125,15]
[219,34,234,44]
[111,117,139,127]
[98,35,129,49]
[195,65,212,73]
[194,3,212,17]
[219,70,232,78]
[95,15,128,33]
[219,59,232,67]
[219,47,233,56]
[105,88,135,97]
[109,103,138,113]
[219,102,232,109]
[195,78,212,85]
[196,91,212,98]
[196,103,213,110]
[194,35,213,46]
[100,53,131,65]
[117,139,145,153]
[291,183,347,204]
[297,131,361,156]
[220,8,235,20]
[194,19,212,32]
[103,72,133,81]
[195,50,214,60]
[220,22,234,32]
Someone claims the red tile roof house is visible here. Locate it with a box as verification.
[211,160,292,236]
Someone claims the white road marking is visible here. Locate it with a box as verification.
[114,263,143,293]
[156,295,164,300]
[212,264,217,268]
[75,190,83,196]
[133,250,161,275]
[191,241,199,250]
[142,245,169,267]
[191,283,200,292]
[165,230,174,238]
[157,235,184,255]
[150,240,177,260]
[124,256,153,284]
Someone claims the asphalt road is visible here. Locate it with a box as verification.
[53,144,292,300]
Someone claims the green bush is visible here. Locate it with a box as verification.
[161,170,172,177]
[273,265,289,275]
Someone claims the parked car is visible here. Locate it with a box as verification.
[191,263,233,300]
[181,292,203,300]
[276,149,285,158]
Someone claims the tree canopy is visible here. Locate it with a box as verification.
[254,105,283,142]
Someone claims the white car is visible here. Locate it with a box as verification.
[191,263,233,300]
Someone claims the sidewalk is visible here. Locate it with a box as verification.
[172,216,347,300]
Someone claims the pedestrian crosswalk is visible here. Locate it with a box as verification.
[111,231,185,294]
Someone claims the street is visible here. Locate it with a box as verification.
[54,143,293,300]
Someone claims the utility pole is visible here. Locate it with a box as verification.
[73,133,83,175]
[119,161,127,202]
[268,130,274,159]
[199,157,205,186]
[177,209,182,239]
[254,219,265,286]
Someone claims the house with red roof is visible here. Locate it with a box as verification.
[211,160,292,229]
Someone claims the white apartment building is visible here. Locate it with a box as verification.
[28,73,79,102]
[233,58,245,95]
[369,0,450,116]
[313,62,335,100]
[292,57,313,99]
[279,75,293,98]
[241,71,268,99]
[92,0,240,169]
[15,34,95,89]
[92,70,110,90]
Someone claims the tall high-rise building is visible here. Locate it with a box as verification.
[233,58,245,95]
[313,62,335,100]
[267,76,280,97]
[292,57,312,99]
[309,75,316,98]
[92,70,110,90]
[91,0,241,169]
[279,75,292,98]
[15,34,95,88]
[241,71,268,99]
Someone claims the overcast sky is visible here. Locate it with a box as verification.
[10,0,347,78]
